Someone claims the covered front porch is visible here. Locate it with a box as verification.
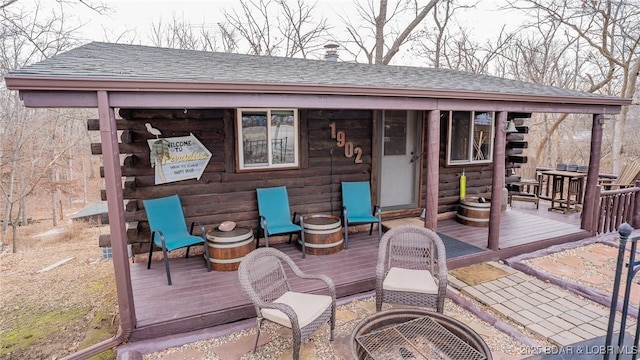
[129,202,584,341]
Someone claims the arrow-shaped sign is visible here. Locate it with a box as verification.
[147,133,212,185]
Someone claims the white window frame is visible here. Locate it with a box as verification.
[236,108,299,170]
[446,111,495,166]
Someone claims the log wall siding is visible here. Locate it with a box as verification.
[421,113,533,214]
[90,109,528,250]
[420,114,494,214]
[89,108,374,253]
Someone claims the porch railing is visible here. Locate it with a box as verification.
[593,181,640,234]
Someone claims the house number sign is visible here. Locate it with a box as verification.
[329,122,363,164]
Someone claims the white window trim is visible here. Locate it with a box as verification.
[446,111,495,166]
[236,108,299,170]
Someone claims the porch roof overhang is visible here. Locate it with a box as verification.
[5,81,629,115]
[4,41,631,114]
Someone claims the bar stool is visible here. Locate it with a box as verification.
[567,177,582,211]
[549,175,565,211]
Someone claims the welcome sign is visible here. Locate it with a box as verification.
[147,133,212,185]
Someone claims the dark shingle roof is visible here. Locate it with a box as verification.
[5,42,625,102]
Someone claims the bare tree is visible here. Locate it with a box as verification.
[508,0,640,173]
[0,1,93,251]
[149,15,224,51]
[219,0,330,57]
[148,0,331,57]
[412,0,465,69]
[217,23,239,53]
[489,18,584,168]
[0,0,18,10]
[340,0,439,64]
[276,0,330,58]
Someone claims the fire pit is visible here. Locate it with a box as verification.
[350,308,491,360]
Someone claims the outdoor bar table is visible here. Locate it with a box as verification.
[539,169,587,214]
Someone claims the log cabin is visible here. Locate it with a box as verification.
[5,42,633,356]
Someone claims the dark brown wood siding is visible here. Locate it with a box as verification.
[89,108,374,253]
[418,113,494,214]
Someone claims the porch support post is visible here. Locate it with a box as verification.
[488,111,507,250]
[424,110,440,230]
[581,113,604,233]
[634,180,640,229]
[97,91,136,331]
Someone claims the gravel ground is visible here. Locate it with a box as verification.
[522,241,640,306]
[141,291,552,360]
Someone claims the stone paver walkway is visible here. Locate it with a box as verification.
[449,261,635,350]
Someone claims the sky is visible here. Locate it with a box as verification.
[38,0,521,65]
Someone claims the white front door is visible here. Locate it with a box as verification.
[379,110,421,209]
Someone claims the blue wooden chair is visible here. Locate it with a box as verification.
[256,186,307,257]
[341,181,382,249]
[143,194,211,285]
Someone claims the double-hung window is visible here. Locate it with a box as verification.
[446,111,495,165]
[237,109,299,170]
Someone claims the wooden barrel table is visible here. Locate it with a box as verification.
[205,225,255,271]
[299,214,344,256]
[457,197,491,227]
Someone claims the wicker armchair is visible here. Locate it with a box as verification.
[237,248,336,360]
[376,225,448,313]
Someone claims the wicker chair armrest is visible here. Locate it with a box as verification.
[437,266,448,292]
[437,264,448,282]
[293,273,336,299]
[375,261,387,281]
[374,261,387,301]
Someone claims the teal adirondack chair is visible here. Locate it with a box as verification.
[143,194,211,285]
[256,186,307,257]
[341,181,382,249]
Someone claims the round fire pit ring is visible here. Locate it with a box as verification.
[350,308,492,360]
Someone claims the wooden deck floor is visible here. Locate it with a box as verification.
[128,201,585,341]
[129,231,379,341]
[439,201,583,249]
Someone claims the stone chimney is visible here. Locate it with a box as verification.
[324,43,339,62]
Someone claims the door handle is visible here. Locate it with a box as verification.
[409,152,421,163]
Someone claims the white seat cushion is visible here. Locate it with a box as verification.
[383,267,438,294]
[261,291,332,328]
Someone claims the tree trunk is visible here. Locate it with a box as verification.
[51,166,58,227]
[2,163,15,234]
[11,222,17,254]
[56,167,63,220]
[82,157,88,206]
[19,168,27,226]
[535,114,569,164]
[374,0,388,64]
